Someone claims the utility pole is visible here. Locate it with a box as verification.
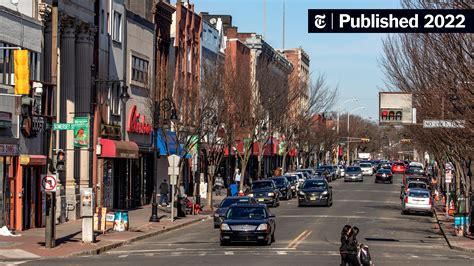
[45,0,59,249]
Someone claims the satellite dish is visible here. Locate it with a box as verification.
[210,18,217,25]
[11,0,19,5]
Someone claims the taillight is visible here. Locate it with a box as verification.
[429,197,432,205]
[405,196,409,203]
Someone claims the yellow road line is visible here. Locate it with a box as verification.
[287,229,312,249]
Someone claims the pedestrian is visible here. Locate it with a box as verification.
[159,179,170,207]
[340,225,360,266]
[234,169,241,187]
[215,173,224,196]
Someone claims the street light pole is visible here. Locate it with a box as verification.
[346,107,365,165]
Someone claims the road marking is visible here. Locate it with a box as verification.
[287,229,312,249]
[336,199,399,204]
[0,249,40,259]
[118,255,129,258]
[335,189,399,194]
[224,251,234,255]
[278,215,423,221]
[276,251,287,255]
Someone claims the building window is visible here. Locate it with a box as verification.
[100,10,104,34]
[109,83,121,116]
[131,55,149,86]
[0,42,39,87]
[187,48,191,73]
[112,11,122,42]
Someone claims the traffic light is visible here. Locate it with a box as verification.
[52,149,66,173]
[380,109,402,122]
[14,49,30,95]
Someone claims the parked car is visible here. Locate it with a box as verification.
[406,165,425,176]
[296,168,316,179]
[401,189,433,216]
[213,196,258,228]
[283,174,299,197]
[270,176,292,200]
[298,179,333,207]
[247,180,280,207]
[392,161,406,173]
[359,162,374,176]
[344,166,363,182]
[400,180,429,199]
[286,172,306,187]
[220,204,276,245]
[374,169,393,184]
[317,165,337,182]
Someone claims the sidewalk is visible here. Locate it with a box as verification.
[433,200,474,253]
[0,204,208,261]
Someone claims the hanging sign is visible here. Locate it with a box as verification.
[74,117,90,149]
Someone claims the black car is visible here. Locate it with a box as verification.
[220,204,276,246]
[270,176,292,200]
[298,179,333,207]
[405,166,424,176]
[284,175,298,197]
[375,169,393,184]
[213,196,258,228]
[247,180,280,207]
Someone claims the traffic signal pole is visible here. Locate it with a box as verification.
[45,0,59,248]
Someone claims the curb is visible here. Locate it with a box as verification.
[433,206,453,249]
[434,205,474,253]
[64,216,210,258]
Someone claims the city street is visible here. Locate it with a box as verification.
[22,174,474,265]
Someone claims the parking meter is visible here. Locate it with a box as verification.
[80,188,95,217]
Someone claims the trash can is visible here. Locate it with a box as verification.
[113,210,129,231]
[229,184,238,196]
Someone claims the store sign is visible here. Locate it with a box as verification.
[127,105,152,135]
[74,117,90,149]
[0,144,18,156]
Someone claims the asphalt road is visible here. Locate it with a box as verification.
[24,174,474,265]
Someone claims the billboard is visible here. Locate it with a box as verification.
[379,92,414,125]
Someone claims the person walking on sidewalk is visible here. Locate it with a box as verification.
[215,173,224,196]
[159,179,170,207]
[234,169,241,187]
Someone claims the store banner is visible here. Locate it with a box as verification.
[74,117,90,149]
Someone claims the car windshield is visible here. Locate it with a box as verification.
[252,182,273,190]
[285,176,297,183]
[226,207,267,220]
[220,198,251,207]
[346,167,361,172]
[408,182,427,189]
[360,163,372,167]
[318,166,332,171]
[303,181,327,189]
[272,178,285,186]
[394,162,404,166]
[409,191,430,198]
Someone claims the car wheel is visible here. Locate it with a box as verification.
[214,224,219,229]
[401,210,406,215]
[220,239,228,246]
[390,180,393,184]
[375,180,378,183]
[271,232,276,243]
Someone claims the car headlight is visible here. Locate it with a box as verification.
[291,186,295,189]
[256,223,268,231]
[248,193,254,197]
[299,191,305,196]
[220,223,231,231]
[358,174,362,177]
[267,192,274,197]
[321,191,328,195]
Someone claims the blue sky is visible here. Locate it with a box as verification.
[194,0,401,119]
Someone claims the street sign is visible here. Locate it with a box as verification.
[52,123,75,130]
[168,154,180,184]
[445,170,452,183]
[423,120,465,128]
[41,174,57,192]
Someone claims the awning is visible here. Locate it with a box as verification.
[20,155,47,166]
[100,139,139,159]
[156,130,190,158]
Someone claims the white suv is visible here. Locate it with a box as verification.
[359,163,374,176]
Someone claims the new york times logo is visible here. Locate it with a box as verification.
[308,9,473,33]
[314,14,326,29]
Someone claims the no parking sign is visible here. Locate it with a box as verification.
[41,174,57,192]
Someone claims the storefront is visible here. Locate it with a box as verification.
[0,142,18,229]
[98,138,139,210]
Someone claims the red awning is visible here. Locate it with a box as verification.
[99,139,139,159]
